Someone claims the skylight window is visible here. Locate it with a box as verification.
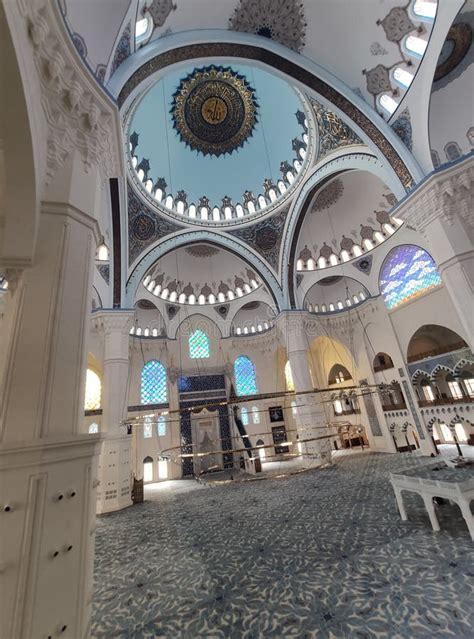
[405,35,428,57]
[413,1,436,19]
[379,94,398,115]
[393,67,414,88]
[136,17,149,39]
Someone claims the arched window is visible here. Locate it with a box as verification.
[234,356,258,396]
[328,364,352,385]
[241,407,249,426]
[291,400,298,416]
[444,142,461,162]
[379,245,441,310]
[143,456,154,482]
[189,329,210,358]
[446,374,463,399]
[141,360,167,404]
[157,414,166,437]
[285,360,295,391]
[88,422,99,434]
[256,438,266,460]
[461,371,474,398]
[252,406,260,424]
[85,369,101,410]
[439,423,454,442]
[455,423,467,443]
[143,416,153,439]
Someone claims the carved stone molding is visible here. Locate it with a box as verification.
[91,310,135,334]
[395,157,474,233]
[14,0,122,183]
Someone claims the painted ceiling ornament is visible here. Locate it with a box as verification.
[185,244,220,258]
[312,179,344,212]
[391,107,412,151]
[363,64,392,96]
[170,65,259,157]
[370,41,388,56]
[228,0,306,52]
[376,6,416,43]
[143,0,177,28]
[110,22,131,76]
[311,99,362,160]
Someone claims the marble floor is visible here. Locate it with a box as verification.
[92,452,474,638]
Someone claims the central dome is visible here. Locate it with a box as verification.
[171,65,259,157]
[127,62,313,225]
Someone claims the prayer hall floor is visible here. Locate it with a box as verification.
[92,452,474,638]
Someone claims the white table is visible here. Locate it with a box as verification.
[390,461,474,541]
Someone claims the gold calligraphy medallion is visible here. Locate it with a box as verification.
[201,97,228,125]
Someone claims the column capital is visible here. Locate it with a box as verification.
[92,310,135,335]
[394,156,474,232]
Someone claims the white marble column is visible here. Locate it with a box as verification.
[93,310,135,514]
[0,204,101,639]
[280,313,332,464]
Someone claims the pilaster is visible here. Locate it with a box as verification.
[92,310,135,514]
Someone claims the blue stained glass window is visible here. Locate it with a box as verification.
[189,329,210,359]
[141,360,167,404]
[252,406,260,424]
[234,355,258,396]
[241,407,249,426]
[157,415,166,437]
[379,245,441,310]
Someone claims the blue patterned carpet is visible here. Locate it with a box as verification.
[92,453,474,638]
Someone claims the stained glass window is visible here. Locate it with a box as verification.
[157,415,166,437]
[144,416,153,438]
[252,406,260,424]
[241,407,249,426]
[189,329,210,359]
[88,422,99,434]
[85,369,101,410]
[291,400,298,416]
[285,360,295,391]
[379,245,441,310]
[141,360,167,404]
[234,356,258,396]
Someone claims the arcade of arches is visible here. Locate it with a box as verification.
[1,0,473,637]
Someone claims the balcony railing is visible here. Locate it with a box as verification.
[417,396,473,408]
[381,402,407,412]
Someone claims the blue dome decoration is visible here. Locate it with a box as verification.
[170,65,259,157]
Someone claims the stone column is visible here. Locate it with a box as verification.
[280,313,332,464]
[0,204,101,639]
[92,310,135,514]
[399,158,474,349]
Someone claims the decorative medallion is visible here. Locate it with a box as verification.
[229,0,306,52]
[312,179,344,212]
[185,244,220,258]
[132,213,157,242]
[170,66,258,157]
[144,0,177,29]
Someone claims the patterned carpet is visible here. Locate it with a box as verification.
[92,453,474,638]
